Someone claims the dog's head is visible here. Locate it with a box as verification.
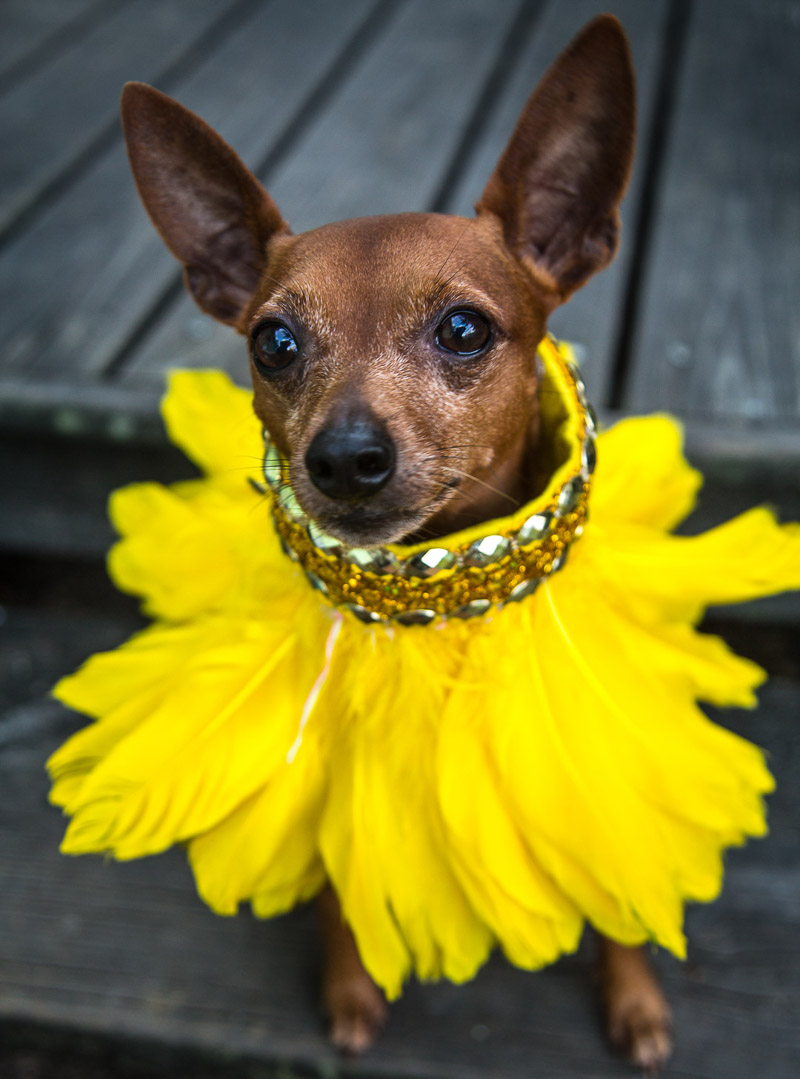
[122,15,634,546]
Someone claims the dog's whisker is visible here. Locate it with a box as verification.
[222,464,280,476]
[440,466,521,507]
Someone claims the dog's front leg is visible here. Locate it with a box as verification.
[317,884,387,1054]
[598,938,673,1074]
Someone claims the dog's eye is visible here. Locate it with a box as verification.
[251,322,299,371]
[436,311,491,355]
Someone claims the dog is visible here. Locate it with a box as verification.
[120,15,672,1073]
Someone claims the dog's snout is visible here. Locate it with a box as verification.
[305,420,395,499]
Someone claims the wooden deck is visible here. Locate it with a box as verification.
[1,1,799,1076]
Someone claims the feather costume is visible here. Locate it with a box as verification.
[49,338,800,999]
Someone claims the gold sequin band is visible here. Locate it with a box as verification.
[258,338,595,626]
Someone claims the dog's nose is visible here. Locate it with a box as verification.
[305,420,395,499]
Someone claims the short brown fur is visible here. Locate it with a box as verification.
[121,15,671,1072]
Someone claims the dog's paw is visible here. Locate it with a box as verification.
[606,989,673,1076]
[323,972,387,1057]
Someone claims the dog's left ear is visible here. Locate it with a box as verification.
[121,82,290,327]
[476,15,635,306]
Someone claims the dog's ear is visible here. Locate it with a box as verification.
[476,15,635,306]
[121,82,289,326]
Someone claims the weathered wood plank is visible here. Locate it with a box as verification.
[0,0,242,239]
[442,0,671,409]
[0,378,164,441]
[0,0,105,86]
[246,0,524,227]
[626,0,800,421]
[118,0,528,384]
[0,0,382,381]
[0,656,797,1079]
[0,433,195,557]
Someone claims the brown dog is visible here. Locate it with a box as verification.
[121,15,671,1073]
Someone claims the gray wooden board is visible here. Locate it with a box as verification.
[0,0,379,381]
[627,0,800,422]
[0,0,105,85]
[238,0,523,228]
[0,0,240,237]
[119,0,527,384]
[0,605,798,1079]
[442,0,671,410]
[0,433,197,557]
[0,378,164,442]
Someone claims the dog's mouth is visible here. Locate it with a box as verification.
[304,478,462,548]
[312,503,441,548]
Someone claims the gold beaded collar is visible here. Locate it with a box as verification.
[261,337,595,626]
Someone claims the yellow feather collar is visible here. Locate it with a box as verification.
[46,340,800,1000]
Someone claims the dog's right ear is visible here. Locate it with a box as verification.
[121,82,289,326]
[476,15,635,307]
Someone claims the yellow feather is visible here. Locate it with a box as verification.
[161,369,263,485]
[56,610,329,859]
[593,415,702,530]
[190,737,327,917]
[319,742,412,1000]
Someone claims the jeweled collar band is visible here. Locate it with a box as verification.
[261,337,595,625]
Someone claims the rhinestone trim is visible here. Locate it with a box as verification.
[264,337,595,625]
